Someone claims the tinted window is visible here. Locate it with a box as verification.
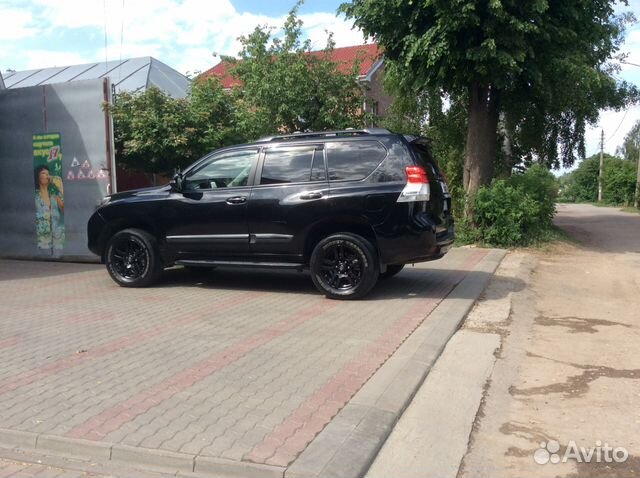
[261,147,318,185]
[184,150,258,190]
[311,150,327,181]
[411,144,440,181]
[326,141,387,181]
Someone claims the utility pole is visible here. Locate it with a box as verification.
[598,129,604,203]
[635,148,640,209]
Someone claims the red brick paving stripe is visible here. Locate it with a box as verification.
[0,291,264,396]
[66,300,338,441]
[64,311,118,325]
[0,336,22,349]
[245,250,488,466]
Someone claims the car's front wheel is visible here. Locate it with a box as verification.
[310,233,379,300]
[105,228,163,287]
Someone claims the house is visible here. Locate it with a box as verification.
[199,44,393,124]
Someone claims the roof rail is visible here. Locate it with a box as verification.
[256,128,392,142]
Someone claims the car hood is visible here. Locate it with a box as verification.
[108,184,173,202]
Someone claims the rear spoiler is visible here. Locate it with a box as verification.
[403,135,432,147]
[404,135,440,171]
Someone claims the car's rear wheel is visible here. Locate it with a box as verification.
[380,264,405,279]
[105,228,163,287]
[310,233,379,300]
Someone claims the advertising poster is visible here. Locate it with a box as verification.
[33,133,65,254]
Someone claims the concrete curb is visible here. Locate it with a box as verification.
[366,330,501,478]
[286,249,507,478]
[0,429,285,478]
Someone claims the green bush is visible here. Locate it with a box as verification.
[603,159,637,205]
[465,166,558,247]
[557,154,637,205]
[509,164,558,228]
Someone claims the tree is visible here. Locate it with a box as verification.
[380,70,469,214]
[340,0,637,203]
[559,153,637,204]
[617,120,640,162]
[225,4,370,137]
[109,78,238,174]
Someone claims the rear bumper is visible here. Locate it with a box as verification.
[375,214,454,265]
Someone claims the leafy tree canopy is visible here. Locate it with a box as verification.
[617,119,640,162]
[340,0,638,194]
[225,2,370,137]
[109,78,238,174]
[559,153,637,204]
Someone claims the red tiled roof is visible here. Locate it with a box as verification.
[200,43,382,89]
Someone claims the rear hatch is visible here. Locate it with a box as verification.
[407,138,454,238]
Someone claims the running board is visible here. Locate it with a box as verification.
[176,259,305,271]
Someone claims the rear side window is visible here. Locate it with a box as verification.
[260,147,322,185]
[326,141,387,181]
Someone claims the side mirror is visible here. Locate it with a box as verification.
[173,171,183,192]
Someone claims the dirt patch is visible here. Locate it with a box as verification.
[535,315,631,334]
[510,365,640,398]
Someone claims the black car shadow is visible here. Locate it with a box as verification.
[156,265,522,302]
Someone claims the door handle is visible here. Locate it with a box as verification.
[226,196,247,205]
[300,192,323,200]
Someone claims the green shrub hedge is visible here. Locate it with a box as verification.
[460,165,558,247]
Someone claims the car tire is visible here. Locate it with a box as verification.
[105,228,163,287]
[310,233,379,300]
[380,264,405,279]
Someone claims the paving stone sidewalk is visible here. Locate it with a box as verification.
[0,248,494,476]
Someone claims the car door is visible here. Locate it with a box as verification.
[164,148,259,258]
[247,144,328,259]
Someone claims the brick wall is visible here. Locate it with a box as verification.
[364,64,394,126]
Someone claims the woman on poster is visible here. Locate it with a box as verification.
[34,164,65,252]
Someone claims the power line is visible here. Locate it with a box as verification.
[603,108,629,145]
[620,60,640,68]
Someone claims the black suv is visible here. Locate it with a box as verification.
[88,128,453,299]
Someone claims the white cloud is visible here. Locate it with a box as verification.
[0,7,36,40]
[173,47,219,77]
[585,104,640,158]
[3,0,365,75]
[302,12,365,50]
[23,50,89,69]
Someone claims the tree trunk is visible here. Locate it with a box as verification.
[464,83,500,213]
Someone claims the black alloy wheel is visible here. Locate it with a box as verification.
[105,228,162,287]
[310,233,379,300]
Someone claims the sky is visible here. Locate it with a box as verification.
[1,0,640,163]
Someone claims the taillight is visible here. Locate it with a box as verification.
[398,166,430,202]
[405,166,429,184]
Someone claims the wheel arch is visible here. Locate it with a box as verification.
[303,218,379,263]
[98,218,164,262]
